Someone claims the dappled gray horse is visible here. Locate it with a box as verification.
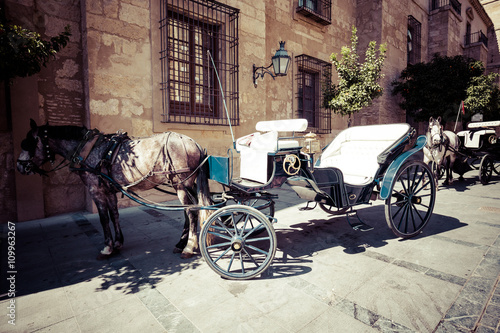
[423,117,460,188]
[17,119,211,258]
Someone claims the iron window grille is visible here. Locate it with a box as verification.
[431,0,461,16]
[160,0,239,126]
[295,55,332,134]
[407,15,422,65]
[296,0,332,25]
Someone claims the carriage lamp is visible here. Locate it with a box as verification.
[252,41,291,86]
[301,132,321,154]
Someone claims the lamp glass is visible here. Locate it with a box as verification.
[271,41,291,76]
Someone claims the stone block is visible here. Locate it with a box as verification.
[119,2,150,28]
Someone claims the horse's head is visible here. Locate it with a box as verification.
[428,116,443,147]
[17,119,53,176]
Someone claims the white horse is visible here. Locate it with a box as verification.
[423,117,460,188]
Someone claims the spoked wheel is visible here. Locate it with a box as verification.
[228,195,275,234]
[200,205,277,280]
[385,160,436,238]
[479,154,493,185]
[319,203,348,215]
[494,160,500,175]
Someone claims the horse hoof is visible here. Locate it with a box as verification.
[173,247,183,254]
[180,252,193,259]
[96,252,111,260]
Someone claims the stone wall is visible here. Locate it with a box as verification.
[84,0,153,137]
[4,0,87,221]
[0,132,16,223]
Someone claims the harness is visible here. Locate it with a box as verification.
[69,128,103,169]
[69,130,130,176]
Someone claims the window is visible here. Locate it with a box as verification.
[296,0,331,25]
[431,0,461,16]
[160,0,239,126]
[295,55,332,134]
[407,16,421,65]
[465,22,471,45]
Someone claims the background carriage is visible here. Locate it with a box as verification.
[454,120,500,185]
[202,119,436,279]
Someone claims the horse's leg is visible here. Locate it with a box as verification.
[443,155,452,185]
[423,152,433,190]
[87,183,116,257]
[93,199,115,256]
[448,153,456,184]
[107,192,124,250]
[175,187,199,259]
[173,213,189,253]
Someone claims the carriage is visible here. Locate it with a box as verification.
[454,120,500,185]
[200,119,436,279]
[17,117,437,280]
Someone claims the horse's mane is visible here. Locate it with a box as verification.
[41,125,89,141]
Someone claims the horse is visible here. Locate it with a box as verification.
[423,117,460,188]
[17,119,212,259]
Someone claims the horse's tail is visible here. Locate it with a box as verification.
[197,151,213,243]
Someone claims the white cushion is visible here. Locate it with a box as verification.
[278,140,300,149]
[318,124,410,185]
[256,119,308,132]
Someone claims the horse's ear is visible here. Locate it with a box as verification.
[429,117,434,123]
[437,116,441,123]
[30,118,38,131]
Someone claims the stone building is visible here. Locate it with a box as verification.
[0,0,498,222]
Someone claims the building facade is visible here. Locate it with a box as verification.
[1,0,498,222]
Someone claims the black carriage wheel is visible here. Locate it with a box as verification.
[200,205,277,280]
[385,160,436,238]
[494,161,500,175]
[479,154,493,185]
[319,203,348,216]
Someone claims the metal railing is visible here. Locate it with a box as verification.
[296,0,331,25]
[431,0,462,16]
[465,31,488,48]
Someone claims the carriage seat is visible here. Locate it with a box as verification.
[236,119,308,183]
[317,124,411,185]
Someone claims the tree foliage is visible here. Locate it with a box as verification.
[322,26,387,116]
[464,70,500,120]
[0,8,71,83]
[391,54,500,123]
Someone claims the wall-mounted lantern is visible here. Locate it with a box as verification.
[252,41,291,86]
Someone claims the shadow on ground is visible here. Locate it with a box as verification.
[0,196,466,297]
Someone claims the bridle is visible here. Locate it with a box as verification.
[427,122,446,153]
[17,128,66,176]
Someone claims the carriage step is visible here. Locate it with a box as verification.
[346,211,373,232]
